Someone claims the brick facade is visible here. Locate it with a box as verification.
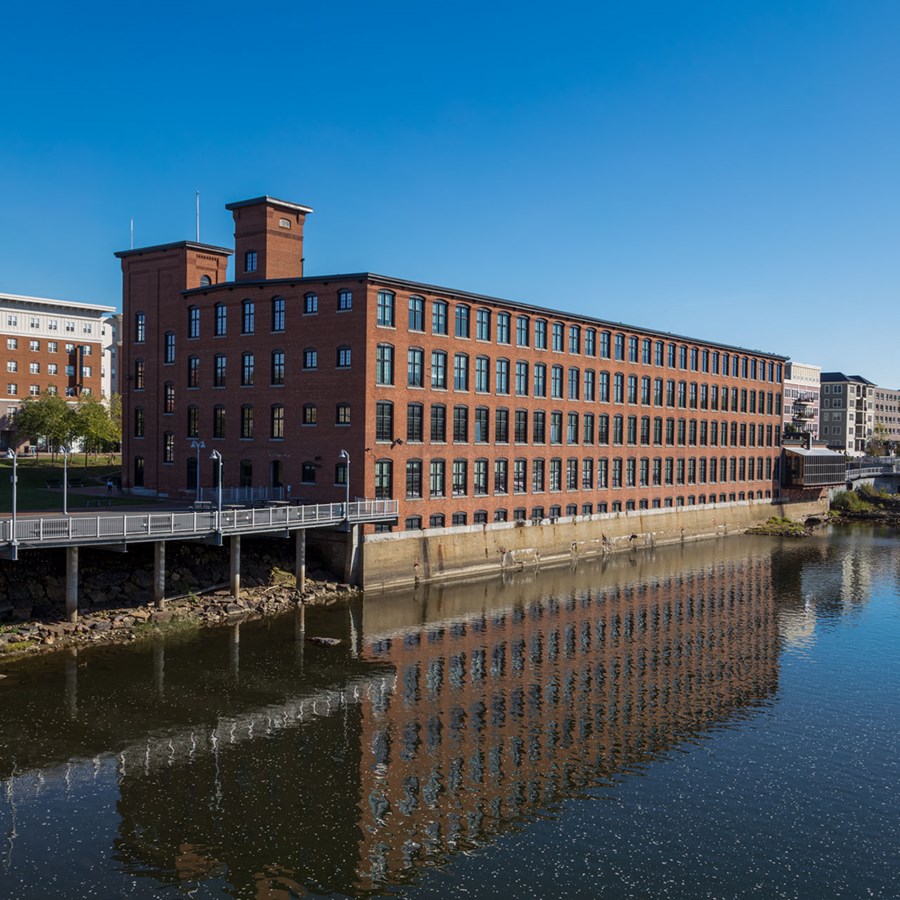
[118,196,787,526]
[0,292,115,450]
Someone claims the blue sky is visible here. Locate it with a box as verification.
[2,1,898,385]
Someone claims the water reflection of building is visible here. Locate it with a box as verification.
[355,554,779,888]
[0,543,784,897]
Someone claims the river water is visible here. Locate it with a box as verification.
[0,528,898,899]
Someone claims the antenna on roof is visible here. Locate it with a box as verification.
[196,190,200,242]
[130,217,134,250]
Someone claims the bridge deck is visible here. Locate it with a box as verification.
[0,499,398,557]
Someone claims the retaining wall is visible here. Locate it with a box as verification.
[360,498,828,591]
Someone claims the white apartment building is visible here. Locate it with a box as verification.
[819,372,874,456]
[783,361,820,439]
[0,292,117,450]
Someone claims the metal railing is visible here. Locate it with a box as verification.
[1,499,398,550]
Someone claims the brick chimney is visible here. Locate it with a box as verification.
[226,196,313,281]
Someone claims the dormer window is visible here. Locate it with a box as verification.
[245,250,258,273]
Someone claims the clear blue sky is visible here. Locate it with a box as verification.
[2,1,898,384]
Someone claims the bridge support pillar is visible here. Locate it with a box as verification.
[344,524,361,585]
[230,535,241,598]
[65,546,79,623]
[294,603,305,668]
[153,541,166,608]
[295,529,306,592]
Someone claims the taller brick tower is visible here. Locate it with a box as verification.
[226,196,313,281]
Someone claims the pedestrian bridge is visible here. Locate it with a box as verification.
[0,499,398,623]
[0,499,398,555]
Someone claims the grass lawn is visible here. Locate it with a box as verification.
[0,453,137,512]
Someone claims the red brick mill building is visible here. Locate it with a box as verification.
[118,195,786,532]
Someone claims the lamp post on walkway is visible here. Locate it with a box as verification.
[339,449,350,517]
[5,449,17,547]
[190,439,205,502]
[61,446,70,516]
[210,449,223,528]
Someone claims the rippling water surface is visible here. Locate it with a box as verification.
[1,528,898,899]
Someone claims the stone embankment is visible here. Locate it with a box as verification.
[0,538,353,662]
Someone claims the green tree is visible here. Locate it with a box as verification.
[73,394,120,459]
[867,423,890,457]
[13,394,77,455]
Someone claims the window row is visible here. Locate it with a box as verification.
[135,402,352,441]
[7,384,81,397]
[402,490,774,529]
[376,292,782,381]
[5,339,90,354]
[4,314,89,333]
[370,454,776,500]
[374,402,783,449]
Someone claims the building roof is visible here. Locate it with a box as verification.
[184,271,789,361]
[820,372,875,385]
[224,196,314,214]
[114,240,233,260]
[0,291,116,314]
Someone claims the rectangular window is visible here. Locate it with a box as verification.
[452,459,468,497]
[475,307,490,341]
[551,365,563,399]
[303,349,317,369]
[453,405,468,442]
[271,350,285,385]
[433,300,448,334]
[376,344,394,385]
[496,312,511,344]
[455,305,470,338]
[430,404,446,442]
[376,401,394,441]
[377,290,395,327]
[408,296,425,331]
[213,406,225,439]
[534,363,547,397]
[430,460,446,497]
[215,304,226,336]
[431,351,448,389]
[135,312,146,343]
[552,323,564,352]
[188,306,200,339]
[495,408,509,443]
[242,300,255,334]
[516,315,529,347]
[475,356,490,392]
[271,405,285,439]
[474,459,488,495]
[585,328,596,356]
[336,403,351,426]
[474,407,489,443]
[515,360,528,396]
[272,297,285,331]
[407,403,424,442]
[240,406,254,439]
[406,460,423,499]
[496,359,510,394]
[187,356,199,388]
[533,410,546,444]
[454,353,469,390]
[338,289,353,311]
[241,353,255,386]
[244,250,257,272]
[214,355,226,387]
[534,320,547,350]
[569,325,580,354]
[514,409,528,443]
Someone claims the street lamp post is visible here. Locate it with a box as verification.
[5,449,17,547]
[210,449,223,527]
[339,449,350,517]
[61,446,69,516]
[190,439,206,502]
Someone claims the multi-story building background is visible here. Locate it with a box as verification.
[820,372,875,455]
[873,385,900,452]
[782,361,820,438]
[118,195,787,526]
[0,292,116,451]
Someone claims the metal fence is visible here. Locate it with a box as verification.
[1,499,398,550]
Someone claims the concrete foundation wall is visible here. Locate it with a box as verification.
[361,498,828,590]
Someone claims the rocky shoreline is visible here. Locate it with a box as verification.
[0,577,356,662]
[0,537,355,664]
